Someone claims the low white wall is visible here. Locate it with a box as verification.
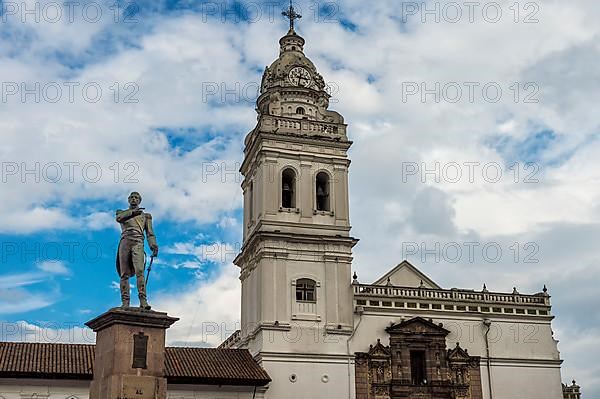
[0,379,89,399]
[259,357,354,399]
[0,380,263,399]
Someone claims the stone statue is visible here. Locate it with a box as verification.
[115,192,158,310]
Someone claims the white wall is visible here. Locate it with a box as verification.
[480,363,564,399]
[0,380,263,399]
[166,384,266,399]
[259,357,353,399]
[0,379,89,399]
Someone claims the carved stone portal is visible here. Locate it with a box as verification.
[355,317,483,399]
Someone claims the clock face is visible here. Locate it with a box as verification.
[288,66,312,87]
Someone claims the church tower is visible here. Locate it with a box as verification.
[234,3,358,398]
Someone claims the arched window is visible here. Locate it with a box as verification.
[316,172,330,211]
[296,279,316,302]
[282,168,296,209]
[296,107,305,115]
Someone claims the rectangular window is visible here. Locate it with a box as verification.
[296,280,316,302]
[410,350,427,385]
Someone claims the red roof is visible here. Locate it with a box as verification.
[0,342,270,386]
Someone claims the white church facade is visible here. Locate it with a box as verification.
[0,7,578,399]
[224,15,567,399]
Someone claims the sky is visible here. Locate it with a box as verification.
[0,0,599,395]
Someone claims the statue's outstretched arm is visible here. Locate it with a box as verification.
[116,208,143,223]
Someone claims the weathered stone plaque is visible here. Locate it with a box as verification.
[120,375,156,399]
[132,332,148,369]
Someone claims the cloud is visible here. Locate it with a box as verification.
[0,286,56,315]
[164,241,239,266]
[0,207,78,234]
[37,261,70,276]
[0,272,60,314]
[0,320,95,344]
[154,263,241,347]
[407,187,457,236]
[84,212,117,231]
[0,273,45,289]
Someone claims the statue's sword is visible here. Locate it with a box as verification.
[145,255,155,286]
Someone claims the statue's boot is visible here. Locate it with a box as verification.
[120,278,130,308]
[139,297,151,310]
[136,273,151,310]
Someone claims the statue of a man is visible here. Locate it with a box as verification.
[115,192,158,310]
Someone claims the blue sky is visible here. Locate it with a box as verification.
[1,0,600,395]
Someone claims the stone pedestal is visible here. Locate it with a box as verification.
[86,308,179,399]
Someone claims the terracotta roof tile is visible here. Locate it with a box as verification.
[165,347,271,386]
[0,342,270,386]
[0,342,94,379]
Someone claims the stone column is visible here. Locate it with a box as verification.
[86,308,178,399]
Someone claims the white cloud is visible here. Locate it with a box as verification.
[164,241,240,266]
[37,260,70,275]
[154,263,241,347]
[0,320,95,344]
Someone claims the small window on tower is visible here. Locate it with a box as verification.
[296,279,316,302]
[282,168,296,209]
[316,172,330,211]
[248,181,254,222]
[296,107,305,115]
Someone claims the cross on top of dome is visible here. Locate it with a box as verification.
[282,0,302,32]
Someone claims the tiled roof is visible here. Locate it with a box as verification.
[165,347,271,386]
[0,342,270,386]
[0,342,94,380]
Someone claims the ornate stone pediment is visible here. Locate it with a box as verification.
[368,339,391,358]
[447,343,471,361]
[386,317,450,336]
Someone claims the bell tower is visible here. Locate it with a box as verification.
[234,3,358,397]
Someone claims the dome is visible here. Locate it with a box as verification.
[260,28,326,94]
[253,2,344,127]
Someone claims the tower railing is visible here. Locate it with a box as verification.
[259,115,347,138]
[353,284,551,307]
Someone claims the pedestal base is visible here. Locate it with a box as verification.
[86,308,178,399]
[90,374,167,399]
